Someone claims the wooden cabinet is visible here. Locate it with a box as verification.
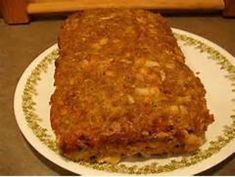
[0,0,234,24]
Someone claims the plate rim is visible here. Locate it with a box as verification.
[14,28,235,175]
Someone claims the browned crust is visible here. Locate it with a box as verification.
[50,9,214,163]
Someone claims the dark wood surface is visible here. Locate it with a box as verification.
[0,15,234,175]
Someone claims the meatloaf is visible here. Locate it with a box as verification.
[50,9,214,163]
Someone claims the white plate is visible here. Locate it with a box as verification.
[14,28,235,175]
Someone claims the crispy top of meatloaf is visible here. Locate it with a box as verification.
[50,9,213,160]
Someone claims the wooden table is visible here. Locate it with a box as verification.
[0,14,234,175]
